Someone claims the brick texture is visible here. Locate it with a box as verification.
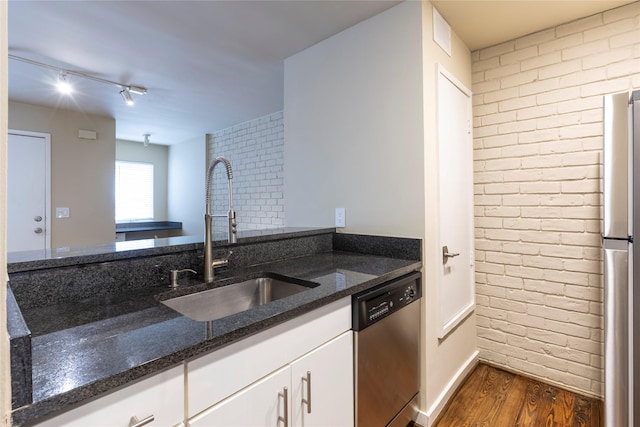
[472,2,639,398]
[207,111,285,233]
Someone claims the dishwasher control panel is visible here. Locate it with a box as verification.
[352,272,422,331]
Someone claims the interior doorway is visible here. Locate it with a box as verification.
[436,65,475,339]
[8,130,51,252]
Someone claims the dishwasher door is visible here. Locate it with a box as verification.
[353,272,421,427]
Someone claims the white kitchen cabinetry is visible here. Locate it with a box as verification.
[290,331,354,427]
[189,366,290,426]
[187,297,351,416]
[190,332,353,427]
[187,298,353,426]
[33,365,185,427]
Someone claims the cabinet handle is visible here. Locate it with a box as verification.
[129,415,154,427]
[302,371,312,414]
[278,387,289,427]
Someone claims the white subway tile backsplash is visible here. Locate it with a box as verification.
[207,111,284,233]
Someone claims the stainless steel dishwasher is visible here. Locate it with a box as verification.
[352,271,422,427]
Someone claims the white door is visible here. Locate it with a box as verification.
[189,366,290,426]
[437,66,475,339]
[8,130,51,252]
[290,331,354,427]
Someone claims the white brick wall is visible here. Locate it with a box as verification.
[473,2,639,398]
[207,111,285,233]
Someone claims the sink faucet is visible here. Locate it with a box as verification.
[204,156,237,283]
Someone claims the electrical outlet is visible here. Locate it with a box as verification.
[56,207,70,219]
[335,208,345,228]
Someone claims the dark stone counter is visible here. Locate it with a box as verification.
[7,227,335,273]
[8,229,421,426]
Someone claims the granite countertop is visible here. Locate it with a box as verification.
[11,248,421,426]
[7,227,334,272]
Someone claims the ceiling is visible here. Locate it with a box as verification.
[432,0,637,51]
[8,0,636,145]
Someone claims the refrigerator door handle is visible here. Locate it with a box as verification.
[603,92,631,239]
[604,241,630,427]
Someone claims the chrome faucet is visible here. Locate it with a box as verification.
[204,156,237,283]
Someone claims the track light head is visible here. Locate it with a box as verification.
[56,73,73,95]
[128,86,147,95]
[120,88,134,106]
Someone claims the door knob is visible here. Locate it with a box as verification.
[34,215,42,222]
[442,246,460,265]
[34,227,43,234]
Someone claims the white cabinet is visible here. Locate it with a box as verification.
[187,297,351,416]
[33,365,185,427]
[190,332,353,427]
[290,332,354,427]
[189,366,290,426]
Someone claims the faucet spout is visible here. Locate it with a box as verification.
[204,156,237,283]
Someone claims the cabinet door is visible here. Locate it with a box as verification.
[290,331,354,427]
[34,365,184,427]
[189,366,291,427]
[187,297,351,417]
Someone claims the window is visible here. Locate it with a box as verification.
[115,161,154,222]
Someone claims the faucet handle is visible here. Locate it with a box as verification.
[212,250,233,269]
[170,268,197,289]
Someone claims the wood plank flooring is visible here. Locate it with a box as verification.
[432,363,603,427]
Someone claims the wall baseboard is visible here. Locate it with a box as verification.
[416,350,479,426]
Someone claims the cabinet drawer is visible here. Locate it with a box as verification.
[187,297,350,417]
[33,365,185,427]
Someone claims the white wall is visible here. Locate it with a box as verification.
[472,1,640,398]
[284,1,476,423]
[168,135,206,238]
[116,139,169,221]
[284,1,424,237]
[421,2,476,423]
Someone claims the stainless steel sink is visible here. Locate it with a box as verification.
[161,273,318,322]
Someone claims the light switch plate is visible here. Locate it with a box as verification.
[335,208,345,228]
[56,207,70,218]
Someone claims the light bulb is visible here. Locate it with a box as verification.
[120,88,134,106]
[56,73,72,95]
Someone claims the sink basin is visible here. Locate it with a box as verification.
[161,273,318,322]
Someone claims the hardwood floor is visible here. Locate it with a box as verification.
[432,363,603,427]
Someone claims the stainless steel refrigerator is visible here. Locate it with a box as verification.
[603,89,640,427]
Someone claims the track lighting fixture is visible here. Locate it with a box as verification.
[120,88,135,106]
[9,54,148,105]
[143,134,151,147]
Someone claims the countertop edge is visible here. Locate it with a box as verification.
[8,227,336,273]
